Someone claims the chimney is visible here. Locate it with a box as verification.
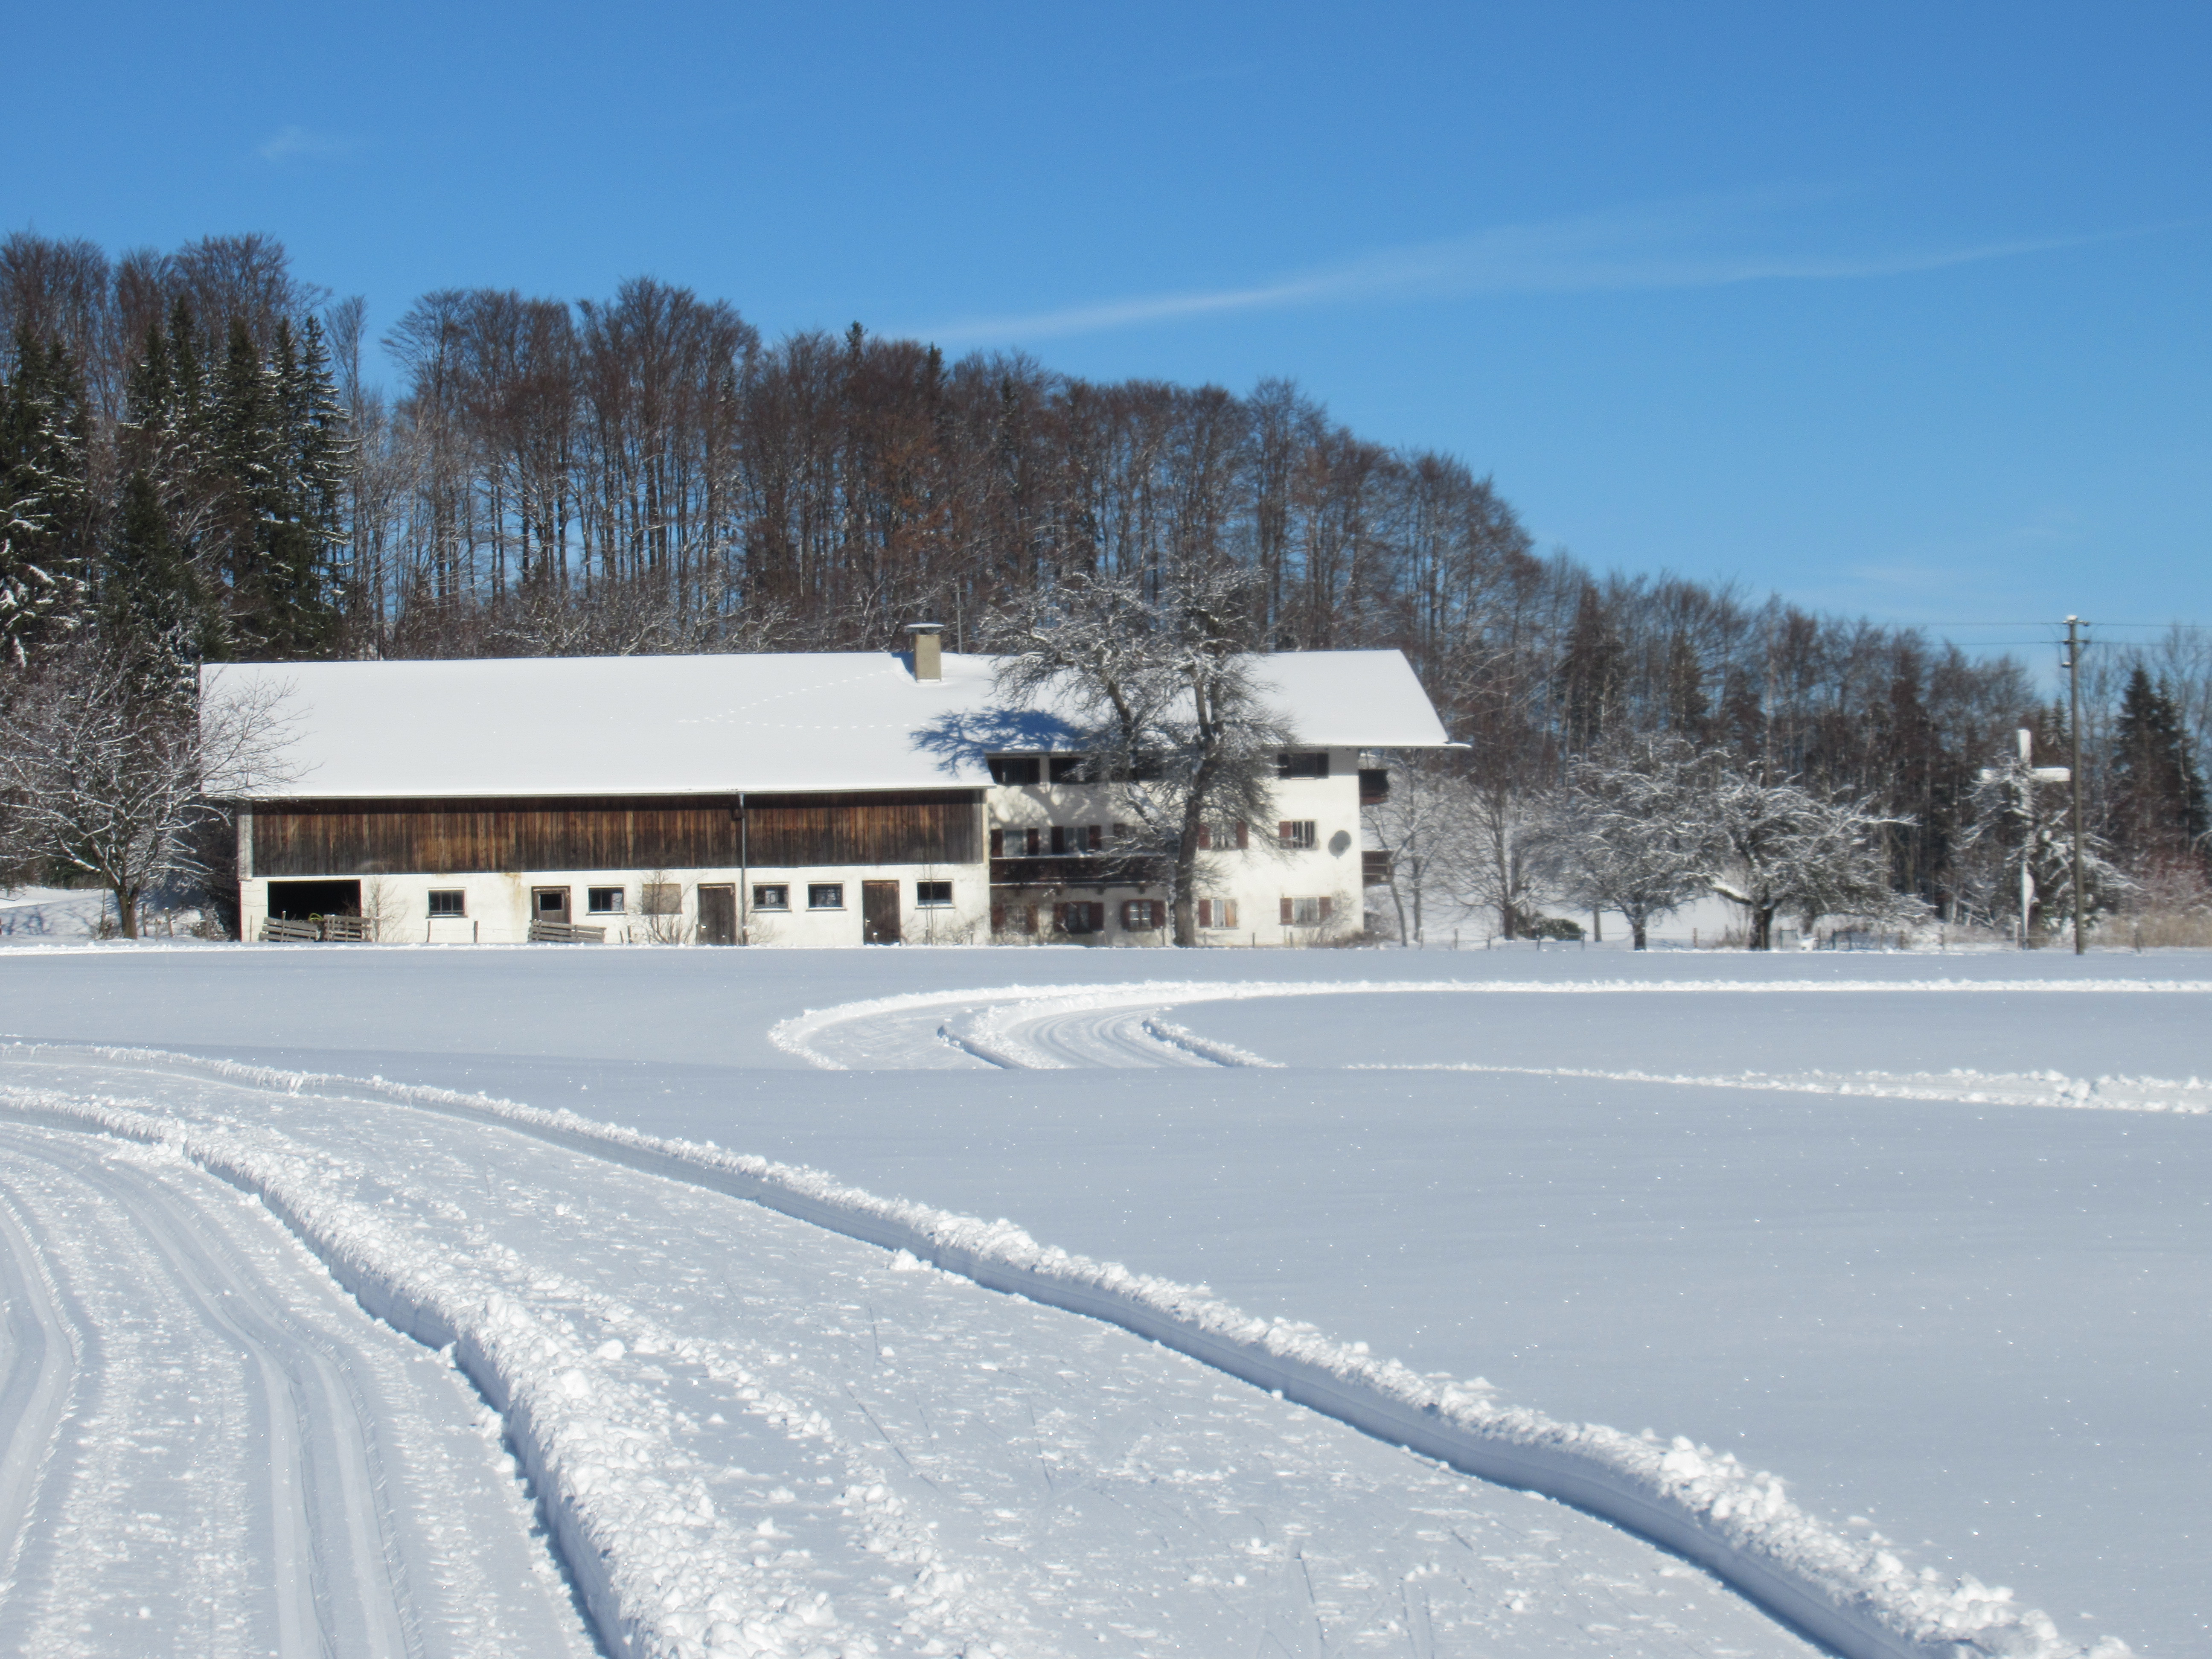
[905,622,944,682]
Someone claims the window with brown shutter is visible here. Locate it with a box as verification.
[1121,899,1161,930]
[1279,820,1316,850]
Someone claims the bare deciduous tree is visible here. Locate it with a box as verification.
[0,652,297,937]
[990,565,1291,945]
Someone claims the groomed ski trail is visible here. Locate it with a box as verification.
[0,1121,597,1659]
[0,1040,2129,1659]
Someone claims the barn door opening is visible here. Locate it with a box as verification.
[697,884,738,946]
[267,879,360,921]
[862,880,901,944]
[532,887,570,926]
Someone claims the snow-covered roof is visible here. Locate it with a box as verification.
[205,648,1451,801]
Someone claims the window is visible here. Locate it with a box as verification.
[1054,901,1105,934]
[428,890,466,917]
[808,883,844,910]
[1048,754,1091,784]
[992,902,1039,934]
[1197,820,1249,851]
[915,880,953,908]
[1278,751,1330,780]
[1047,824,1101,855]
[1279,820,1318,850]
[1121,899,1162,930]
[640,883,681,915]
[1358,767,1390,802]
[1196,898,1238,929]
[752,884,789,911]
[1281,895,1334,926]
[586,887,624,914]
[988,755,1042,786]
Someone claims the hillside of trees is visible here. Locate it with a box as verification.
[2,229,2206,940]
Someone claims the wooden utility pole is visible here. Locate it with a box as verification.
[2063,617,2088,955]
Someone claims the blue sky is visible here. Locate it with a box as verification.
[6,1,2206,650]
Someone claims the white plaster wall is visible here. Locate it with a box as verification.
[981,748,1369,947]
[240,865,992,948]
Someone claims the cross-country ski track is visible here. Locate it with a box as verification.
[3,960,2201,1656]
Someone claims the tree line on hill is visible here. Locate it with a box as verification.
[1,227,2205,941]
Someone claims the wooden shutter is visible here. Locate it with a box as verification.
[989,827,1004,858]
[1196,899,1211,928]
[1092,902,1106,931]
[1235,821,1249,850]
[1280,896,1293,925]
[1196,823,1211,850]
[1319,895,1333,919]
[1223,899,1237,929]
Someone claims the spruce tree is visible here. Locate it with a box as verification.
[2110,665,2209,869]
[0,327,91,665]
[102,470,203,690]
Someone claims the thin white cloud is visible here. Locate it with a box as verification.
[916,197,2124,345]
[257,125,357,164]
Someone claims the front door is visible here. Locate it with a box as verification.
[697,884,738,946]
[532,887,570,926]
[862,880,901,945]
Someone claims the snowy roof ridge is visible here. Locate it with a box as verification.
[204,648,1452,800]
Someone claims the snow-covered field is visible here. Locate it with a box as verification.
[0,943,2204,1656]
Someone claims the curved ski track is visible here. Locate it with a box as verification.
[0,1121,594,1659]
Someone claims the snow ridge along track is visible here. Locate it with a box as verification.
[1,1040,2121,1659]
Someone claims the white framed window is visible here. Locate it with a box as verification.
[915,880,953,907]
[808,883,844,910]
[428,890,466,917]
[1278,820,1317,850]
[1281,895,1333,926]
[586,886,624,913]
[1121,899,1162,930]
[1196,898,1238,929]
[752,884,789,911]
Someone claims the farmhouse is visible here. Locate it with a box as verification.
[207,632,1450,946]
